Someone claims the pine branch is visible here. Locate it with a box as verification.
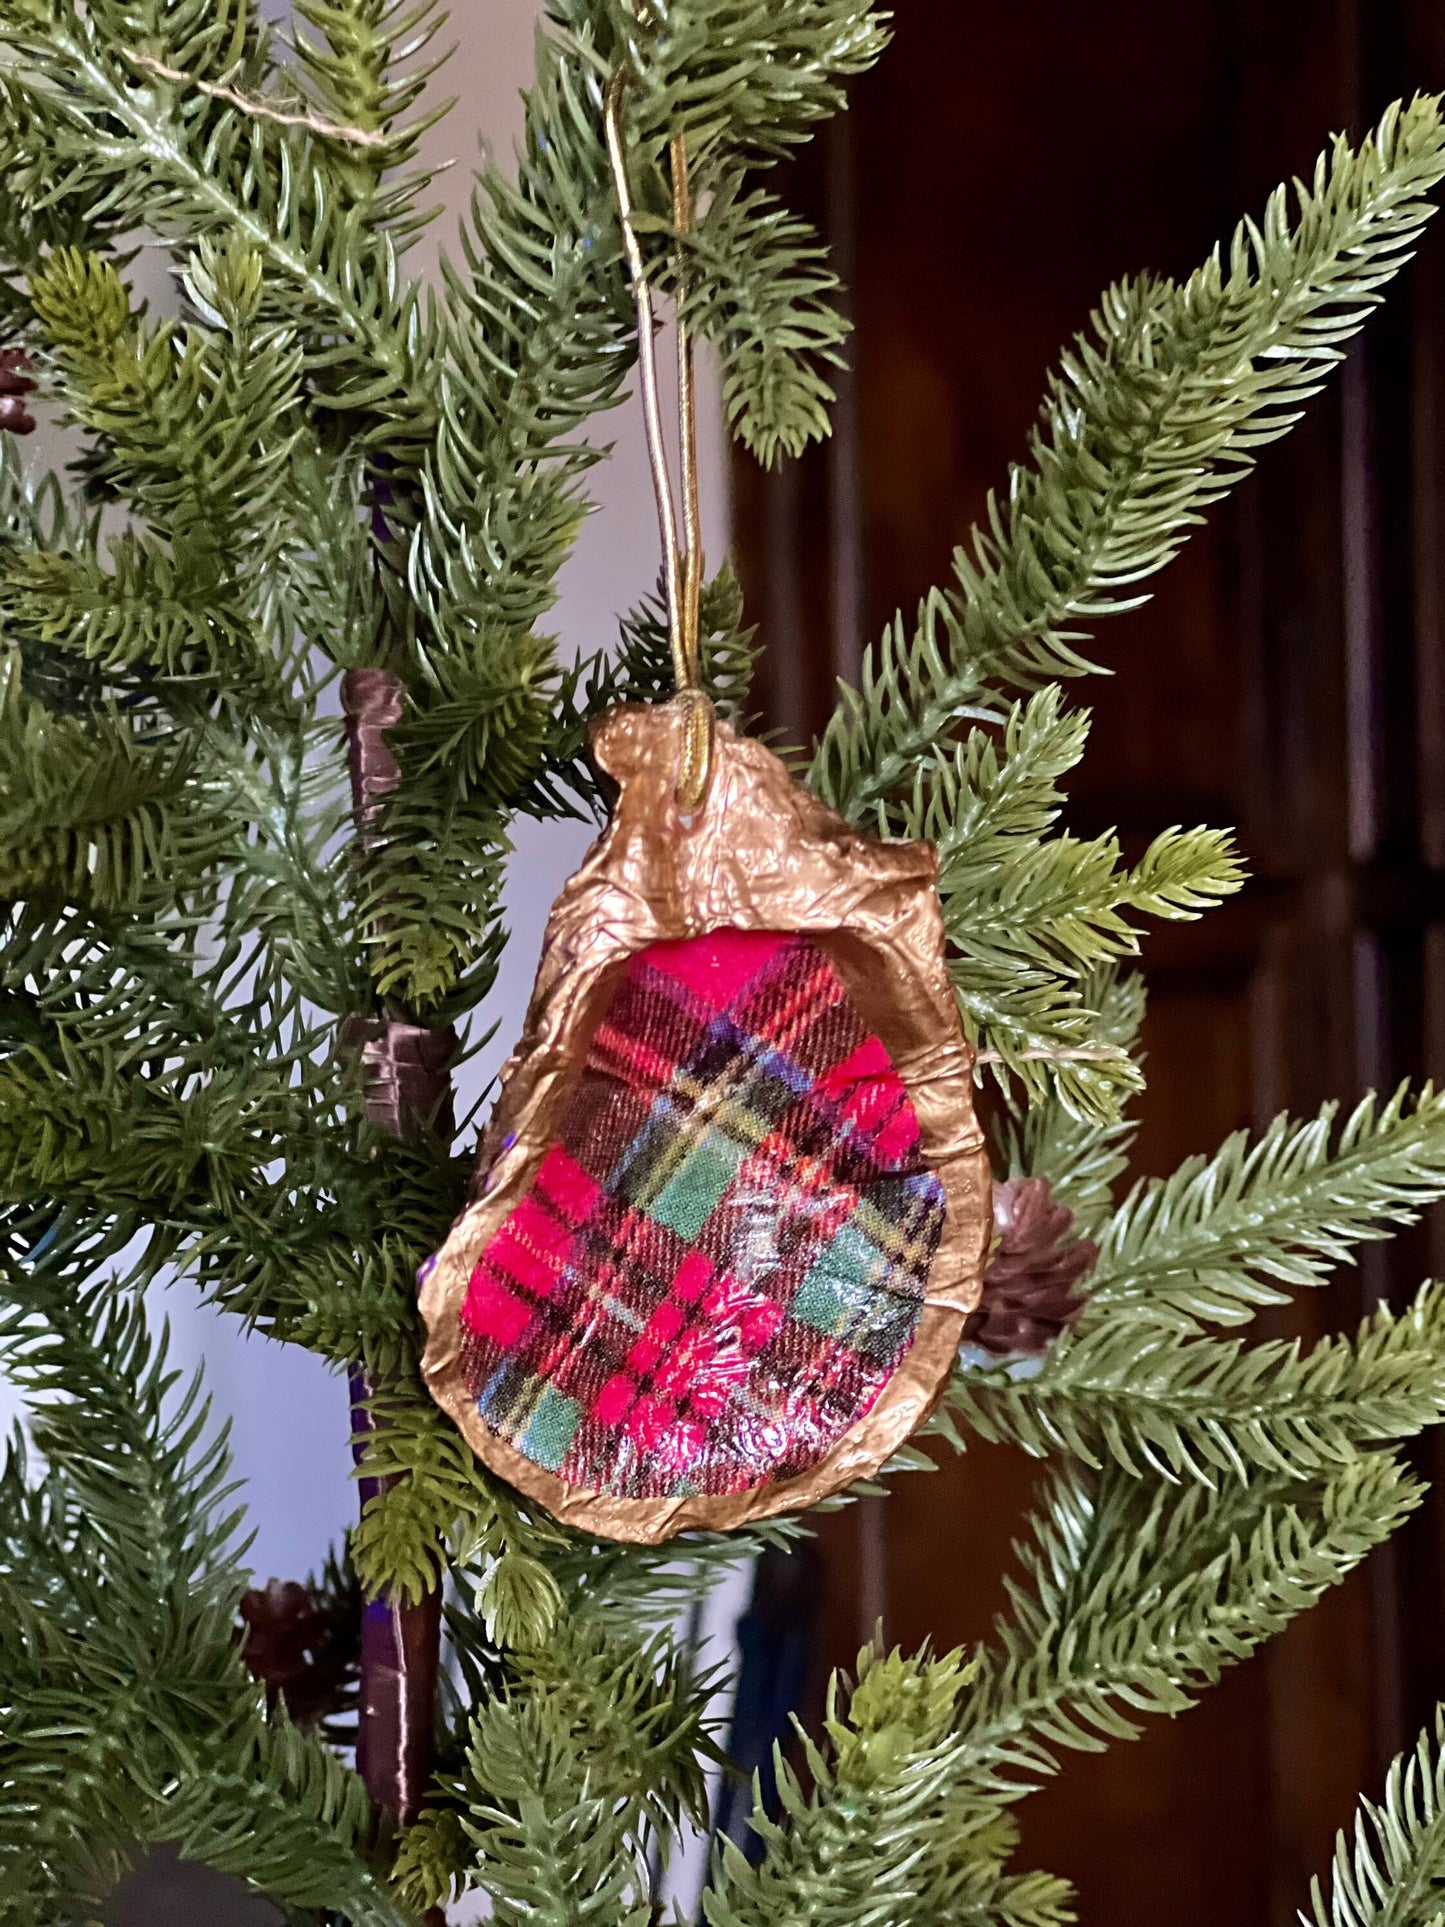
[1307,1709,1445,1927]
[705,1646,1072,1927]
[546,1519,796,1636]
[681,172,847,463]
[0,435,74,557]
[356,777,509,1012]
[5,241,313,704]
[710,1461,1407,1927]
[155,1712,407,1927]
[0,662,236,913]
[956,1455,1417,1800]
[859,685,1238,1122]
[183,1092,462,1364]
[0,1249,400,1920]
[0,904,277,1126]
[289,0,452,239]
[610,0,889,163]
[391,1805,473,1918]
[0,3,441,461]
[0,1268,237,1621]
[619,0,887,464]
[947,817,1241,1015]
[950,961,1146,1126]
[811,94,1445,817]
[415,0,887,656]
[198,1163,430,1361]
[447,1690,652,1927]
[0,70,123,325]
[399,631,562,808]
[945,1281,1445,1484]
[524,563,764,821]
[205,711,363,1018]
[2,541,262,682]
[609,565,762,722]
[1087,1085,1445,1333]
[0,1022,337,1226]
[508,561,765,823]
[269,439,390,673]
[507,1616,722,1839]
[201,1211,423,1370]
[413,1614,722,1920]
[350,1388,504,1607]
[413,15,634,649]
[993,962,1145,1235]
[29,241,302,550]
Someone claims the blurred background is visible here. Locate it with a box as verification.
[84,0,1445,1921]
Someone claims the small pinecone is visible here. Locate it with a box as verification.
[963,1176,1096,1358]
[0,350,36,435]
[239,1578,357,1729]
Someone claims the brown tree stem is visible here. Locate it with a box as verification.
[349,1367,444,1826]
[341,668,450,1868]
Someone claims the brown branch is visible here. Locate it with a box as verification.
[340,671,448,1927]
[121,48,390,148]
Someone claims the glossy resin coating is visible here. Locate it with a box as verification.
[420,703,990,1541]
[455,928,947,1500]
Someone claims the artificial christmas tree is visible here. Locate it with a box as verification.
[6,3,1445,1923]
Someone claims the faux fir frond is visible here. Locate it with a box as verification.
[614,0,889,162]
[946,1282,1445,1484]
[706,1643,1001,1927]
[610,565,762,723]
[415,1604,725,1916]
[594,0,887,461]
[0,1251,397,1920]
[711,1460,1416,1927]
[153,1711,405,1927]
[2,542,263,682]
[1088,1085,1445,1332]
[350,1388,503,1607]
[0,683,234,912]
[812,93,1445,815]
[30,241,302,545]
[682,173,848,462]
[356,779,510,1011]
[0,0,441,464]
[288,0,453,237]
[957,1455,1419,1798]
[846,683,1242,1120]
[507,1616,723,1837]
[1308,1710,1445,1927]
[994,961,1146,1235]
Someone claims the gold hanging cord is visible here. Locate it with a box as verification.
[603,68,712,808]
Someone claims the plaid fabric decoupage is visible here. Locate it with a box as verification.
[458,928,947,1499]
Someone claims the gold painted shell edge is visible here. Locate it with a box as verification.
[419,703,992,1546]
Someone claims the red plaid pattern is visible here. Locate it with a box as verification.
[458,929,946,1500]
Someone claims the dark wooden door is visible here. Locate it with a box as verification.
[734,4,1445,1920]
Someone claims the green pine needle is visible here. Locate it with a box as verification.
[1309,1709,1445,1927]
[947,1281,1445,1485]
[1089,1084,1445,1331]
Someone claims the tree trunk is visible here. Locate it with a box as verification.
[341,668,450,1906]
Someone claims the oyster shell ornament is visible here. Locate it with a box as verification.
[419,702,991,1543]
[420,82,989,1541]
